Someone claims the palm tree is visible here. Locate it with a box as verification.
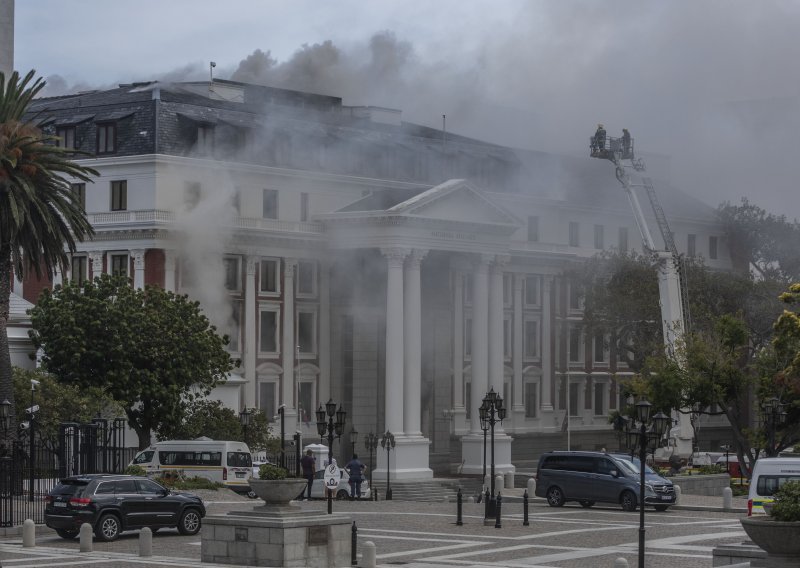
[1,70,97,444]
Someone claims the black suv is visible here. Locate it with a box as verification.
[45,474,205,542]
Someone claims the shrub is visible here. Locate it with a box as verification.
[259,463,289,480]
[697,464,726,475]
[771,480,800,522]
[155,474,223,491]
[125,465,147,476]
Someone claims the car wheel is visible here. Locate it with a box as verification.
[654,505,670,512]
[177,508,202,536]
[621,490,637,512]
[579,500,595,508]
[546,486,565,507]
[55,528,79,539]
[336,489,350,501]
[95,513,121,542]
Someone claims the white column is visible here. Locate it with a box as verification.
[131,249,145,289]
[512,274,524,413]
[488,256,507,396]
[163,250,177,293]
[403,249,427,437]
[281,258,298,436]
[382,247,408,435]
[469,254,490,434]
[244,256,257,409]
[452,267,466,434]
[318,260,331,403]
[89,251,104,280]
[12,267,23,296]
[541,276,554,411]
[52,265,63,288]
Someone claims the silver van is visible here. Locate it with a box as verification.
[535,451,676,511]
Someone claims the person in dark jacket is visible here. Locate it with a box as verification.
[345,454,366,499]
[300,450,316,500]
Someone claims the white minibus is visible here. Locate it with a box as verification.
[129,439,253,493]
[747,457,800,515]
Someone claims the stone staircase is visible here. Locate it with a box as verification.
[370,477,484,502]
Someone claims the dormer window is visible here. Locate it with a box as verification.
[57,126,76,149]
[197,125,214,155]
[97,123,116,154]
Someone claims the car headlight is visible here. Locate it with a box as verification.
[645,484,656,495]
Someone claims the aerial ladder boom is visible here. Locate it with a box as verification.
[590,129,694,461]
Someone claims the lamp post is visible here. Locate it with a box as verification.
[239,408,253,447]
[316,399,346,466]
[277,404,286,469]
[479,403,489,486]
[380,431,395,500]
[0,399,10,457]
[761,396,787,457]
[480,387,506,520]
[349,427,358,457]
[364,432,378,489]
[624,400,670,568]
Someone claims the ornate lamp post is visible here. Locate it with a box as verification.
[277,404,287,468]
[239,408,253,447]
[481,387,506,520]
[624,399,670,568]
[479,402,489,485]
[761,396,787,457]
[0,399,10,456]
[364,432,379,489]
[349,427,358,457]
[316,399,346,466]
[380,431,395,500]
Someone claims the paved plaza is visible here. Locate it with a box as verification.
[0,490,751,567]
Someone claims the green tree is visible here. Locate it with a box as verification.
[0,70,97,435]
[28,274,234,449]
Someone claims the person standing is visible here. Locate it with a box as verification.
[300,449,316,500]
[622,128,631,158]
[595,123,607,151]
[345,454,365,500]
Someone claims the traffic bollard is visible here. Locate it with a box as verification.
[351,521,358,566]
[723,486,732,510]
[79,522,93,553]
[523,489,529,526]
[674,484,682,504]
[362,541,376,568]
[527,476,536,496]
[139,527,152,557]
[22,519,35,548]
[457,487,463,526]
[495,474,504,492]
[613,557,629,567]
[494,493,502,528]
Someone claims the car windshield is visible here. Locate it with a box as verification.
[227,452,252,467]
[616,456,655,474]
[132,450,154,465]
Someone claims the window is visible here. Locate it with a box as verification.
[463,274,473,305]
[297,308,317,355]
[227,302,241,352]
[569,382,579,416]
[503,316,512,358]
[298,382,314,425]
[57,126,76,149]
[263,189,278,219]
[110,180,127,211]
[259,382,276,418]
[259,306,279,354]
[296,260,317,297]
[223,257,240,291]
[687,234,696,257]
[110,254,128,277]
[464,317,472,358]
[70,256,87,285]
[568,283,582,311]
[709,236,718,259]
[619,227,629,252]
[465,382,471,419]
[197,125,214,154]
[524,319,539,358]
[260,259,279,294]
[594,382,605,415]
[569,327,583,363]
[300,192,309,222]
[114,479,137,494]
[185,182,201,210]
[593,330,608,363]
[503,273,512,306]
[525,382,538,417]
[594,224,604,249]
[527,216,539,242]
[569,221,580,247]
[524,276,540,306]
[96,123,116,154]
[71,183,86,210]
[231,189,240,216]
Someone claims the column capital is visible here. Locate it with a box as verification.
[381,247,410,268]
[245,256,258,275]
[406,249,428,269]
[473,253,493,274]
[131,249,146,269]
[89,251,104,268]
[284,258,297,279]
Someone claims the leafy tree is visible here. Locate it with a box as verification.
[28,274,234,449]
[12,367,123,454]
[0,70,97,436]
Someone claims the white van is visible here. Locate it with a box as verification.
[129,440,253,493]
[747,457,800,515]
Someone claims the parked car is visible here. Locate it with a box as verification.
[44,474,205,542]
[303,467,371,500]
[535,451,676,511]
[748,457,800,516]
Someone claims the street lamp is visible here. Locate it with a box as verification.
[624,399,670,568]
[761,396,787,457]
[364,432,379,490]
[479,402,489,485]
[316,399,346,466]
[0,399,10,456]
[277,404,286,468]
[380,430,396,500]
[350,427,358,457]
[480,387,506,520]
[239,408,253,447]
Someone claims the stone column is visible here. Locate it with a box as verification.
[89,252,104,280]
[541,276,554,411]
[318,261,331,403]
[281,258,298,436]
[381,247,408,435]
[403,249,427,437]
[163,250,177,292]
[244,256,257,409]
[452,266,466,434]
[512,274,524,414]
[131,249,145,289]
[469,254,490,434]
[488,256,508,397]
[52,265,63,288]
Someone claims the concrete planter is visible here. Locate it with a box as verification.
[740,516,800,556]
[249,479,307,506]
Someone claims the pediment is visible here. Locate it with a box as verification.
[388,179,519,227]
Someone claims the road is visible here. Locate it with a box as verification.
[0,495,749,567]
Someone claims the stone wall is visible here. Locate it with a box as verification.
[667,473,731,496]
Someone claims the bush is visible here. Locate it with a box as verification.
[771,480,800,522]
[697,464,726,475]
[155,474,223,491]
[125,465,147,476]
[259,463,289,480]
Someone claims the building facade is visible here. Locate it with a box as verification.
[17,79,732,477]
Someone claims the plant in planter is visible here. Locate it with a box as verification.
[740,480,800,558]
[248,464,307,508]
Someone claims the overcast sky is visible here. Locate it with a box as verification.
[13,0,800,217]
